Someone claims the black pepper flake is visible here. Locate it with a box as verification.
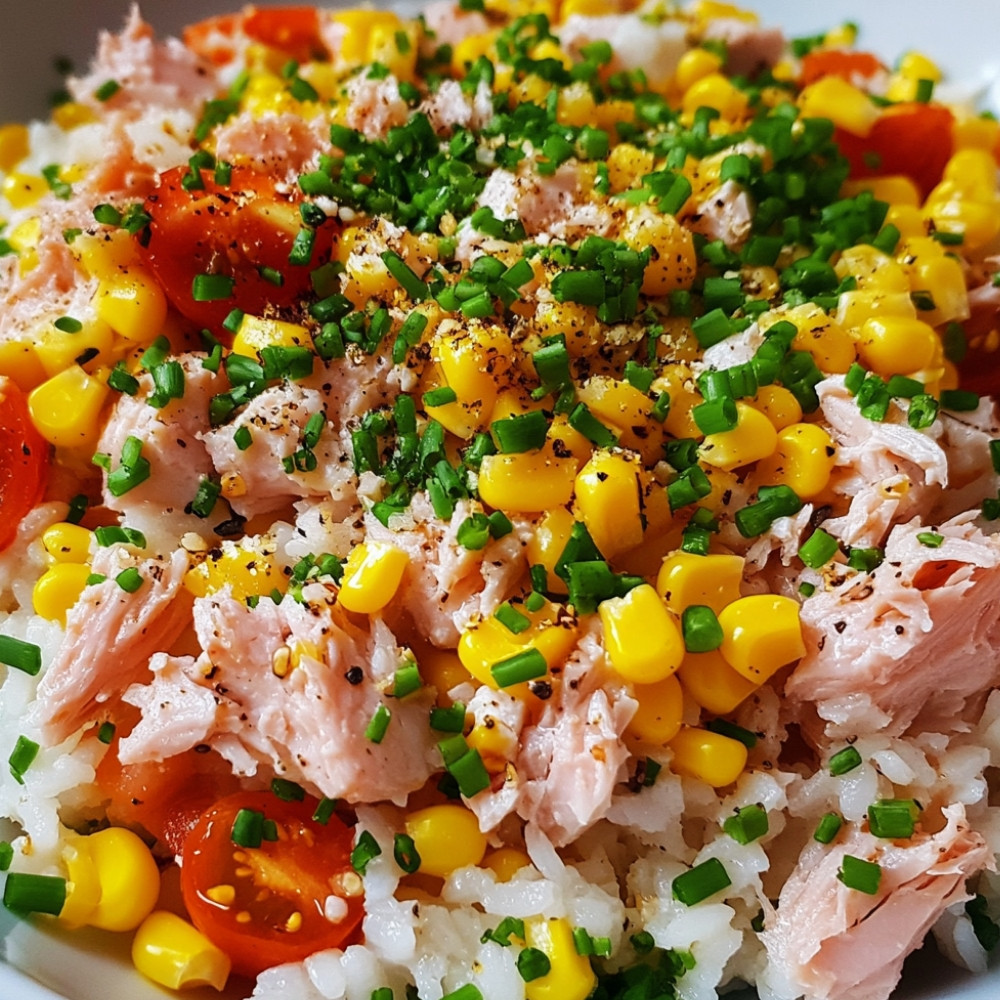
[529,680,553,700]
[834,621,847,633]
[345,666,364,685]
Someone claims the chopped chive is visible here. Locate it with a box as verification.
[441,986,483,1000]
[423,386,458,408]
[8,735,39,784]
[491,649,547,688]
[567,402,618,448]
[429,701,466,733]
[723,803,769,845]
[457,513,491,550]
[0,636,42,676]
[940,389,979,412]
[94,79,121,102]
[681,605,723,653]
[517,947,551,982]
[288,226,317,267]
[312,797,338,824]
[494,602,532,635]
[837,854,881,894]
[350,830,382,874]
[234,425,253,451]
[482,916,525,946]
[867,798,919,839]
[798,528,839,569]
[829,745,862,776]
[258,265,284,287]
[0,842,11,872]
[191,273,234,302]
[270,778,306,802]
[393,833,421,874]
[672,857,731,905]
[107,363,140,396]
[692,396,738,435]
[381,250,428,301]
[97,722,115,744]
[393,661,422,699]
[115,567,143,593]
[438,737,490,797]
[705,718,757,748]
[186,477,221,519]
[916,531,944,548]
[2,872,67,916]
[491,409,548,453]
[813,811,843,844]
[365,704,392,743]
[53,315,82,333]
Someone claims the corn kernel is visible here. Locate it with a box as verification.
[478,445,578,513]
[885,203,926,240]
[682,73,748,122]
[834,245,910,293]
[752,423,837,500]
[896,50,942,83]
[786,305,856,374]
[626,673,685,744]
[622,206,697,296]
[73,230,140,277]
[0,124,29,171]
[718,594,805,683]
[699,401,778,471]
[51,102,98,130]
[669,726,748,787]
[652,364,702,440]
[546,413,593,467]
[909,255,969,327]
[606,143,655,194]
[405,804,487,877]
[576,376,665,464]
[524,917,597,1000]
[41,523,93,564]
[184,539,286,603]
[556,81,597,127]
[677,649,758,715]
[656,551,743,615]
[417,646,473,704]
[953,114,1000,153]
[94,266,168,344]
[797,76,879,137]
[232,314,311,357]
[942,148,997,199]
[2,171,46,209]
[840,175,921,207]
[573,449,643,559]
[750,384,802,431]
[856,315,938,375]
[58,835,102,929]
[525,506,575,594]
[467,713,518,772]
[600,584,684,684]
[482,847,531,882]
[674,48,724,93]
[0,340,47,392]
[836,289,916,334]
[35,317,115,378]
[28,366,110,449]
[338,541,409,615]
[924,195,1000,253]
[87,826,161,932]
[132,911,231,992]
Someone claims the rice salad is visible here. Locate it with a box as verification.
[3,2,1000,999]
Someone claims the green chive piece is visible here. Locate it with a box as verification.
[517,947,551,982]
[438,737,490,797]
[457,513,492,551]
[672,857,731,906]
[350,830,382,874]
[381,250,428,301]
[234,425,253,451]
[191,273,235,302]
[829,745,862,776]
[837,854,881,895]
[0,842,12,872]
[312,797,338,825]
[231,808,265,847]
[867,798,919,839]
[365,704,392,743]
[94,79,121,102]
[813,811,843,844]
[424,386,458,408]
[393,661,422,699]
[723,803,769,845]
[494,602,532,635]
[393,833,421,874]
[0,636,42,676]
[798,528,840,569]
[681,605,723,653]
[53,315,83,333]
[97,721,116,744]
[8,735,39,784]
[940,388,980,412]
[441,986,483,1000]
[429,701,466,733]
[916,531,944,548]
[2,872,67,916]
[705,719,757,748]
[491,649,547,688]
[481,916,525,946]
[115,567,143,593]
[270,778,306,802]
[491,409,548,453]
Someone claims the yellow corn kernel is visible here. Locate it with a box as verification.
[786,306,856,375]
[606,143,655,194]
[459,596,578,691]
[0,340,47,392]
[35,317,115,378]
[184,539,286,602]
[885,203,927,240]
[573,450,643,559]
[718,594,805,683]
[417,646,473,704]
[41,523,93,563]
[331,10,400,63]
[559,0,611,17]
[669,726,747,787]
[0,123,29,171]
[556,81,597,127]
[925,196,1000,253]
[836,289,916,334]
[405,805,487,877]
[626,673,684,744]
[2,171,46,209]
[752,423,837,500]
[856,315,938,376]
[368,20,418,82]
[909,254,969,327]
[232,314,311,357]
[942,148,997,199]
[750,384,802,431]
[525,506,575,594]
[524,917,597,1000]
[742,264,781,303]
[59,835,102,929]
[132,911,231,992]
[840,174,921,207]
[600,584,684,684]
[534,299,602,356]
[73,230,140,277]
[452,31,497,75]
[682,73,748,122]
[897,50,942,83]
[482,847,531,882]
[51,101,98,130]
[28,366,110,450]
[699,401,778,471]
[338,541,409,615]
[674,48,723,94]
[834,245,910,294]
[467,712,518,772]
[953,114,1000,153]
[94,266,168,344]
[656,551,743,615]
[797,77,879,137]
[478,446,578,513]
[87,826,161,932]
[622,205,697,296]
[677,649,758,715]
[593,98,636,135]
[546,413,593,467]
[6,216,41,256]
[652,364,702,440]
[576,376,664,464]
[692,0,757,23]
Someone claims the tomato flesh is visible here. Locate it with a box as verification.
[180,791,363,978]
[799,50,885,87]
[136,166,334,335]
[0,379,49,552]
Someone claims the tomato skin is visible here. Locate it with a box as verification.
[799,50,885,87]
[834,103,955,200]
[185,8,325,65]
[180,791,364,978]
[0,379,49,552]
[136,166,334,335]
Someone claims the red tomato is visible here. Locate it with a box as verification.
[136,166,334,335]
[185,8,325,65]
[180,791,364,978]
[834,103,955,200]
[799,50,885,87]
[0,379,49,552]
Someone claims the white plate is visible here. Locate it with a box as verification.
[2,1,1000,998]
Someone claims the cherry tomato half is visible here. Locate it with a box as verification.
[0,378,49,552]
[185,8,326,65]
[136,166,335,335]
[180,791,364,978]
[799,50,885,87]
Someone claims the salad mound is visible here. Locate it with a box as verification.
[2,3,1000,999]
